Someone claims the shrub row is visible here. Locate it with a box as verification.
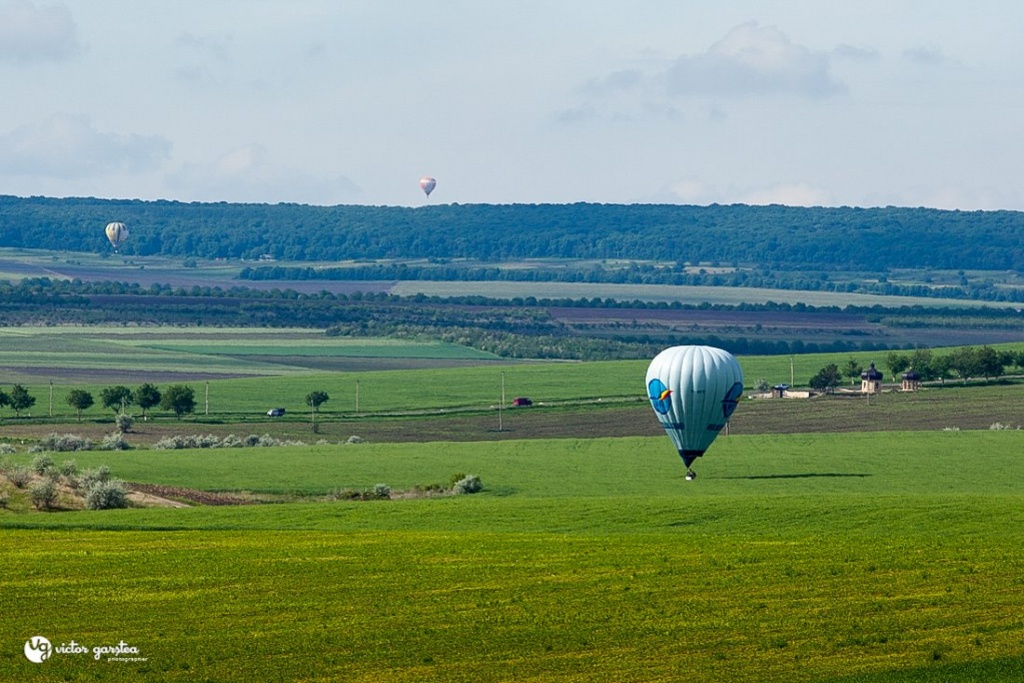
[153,434,308,450]
[28,433,130,453]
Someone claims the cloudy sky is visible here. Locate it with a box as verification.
[2,1,1023,209]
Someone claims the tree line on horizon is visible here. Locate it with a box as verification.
[239,262,1024,303]
[807,346,1024,393]
[3,195,1024,272]
[2,277,1022,360]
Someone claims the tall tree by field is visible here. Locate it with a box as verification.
[305,391,330,413]
[160,385,196,420]
[9,384,36,417]
[886,351,911,381]
[975,346,1004,380]
[306,390,330,432]
[948,347,979,384]
[809,364,842,394]
[136,383,162,419]
[842,358,862,386]
[66,389,94,422]
[100,385,134,414]
[909,348,935,380]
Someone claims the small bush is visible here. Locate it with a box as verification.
[36,433,93,452]
[100,433,130,451]
[30,479,58,510]
[451,474,483,495]
[346,435,364,444]
[7,466,32,488]
[59,459,78,478]
[85,480,129,510]
[115,414,133,434]
[79,465,112,490]
[328,485,391,501]
[31,454,55,475]
[153,436,185,450]
[0,443,16,455]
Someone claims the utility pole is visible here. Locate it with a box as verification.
[498,371,505,432]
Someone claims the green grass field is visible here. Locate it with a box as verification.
[2,325,1020,413]
[2,431,1023,682]
[3,324,1024,680]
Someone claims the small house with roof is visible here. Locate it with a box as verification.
[860,362,884,394]
[901,368,921,392]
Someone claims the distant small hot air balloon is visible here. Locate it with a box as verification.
[419,176,436,197]
[646,345,744,481]
[105,222,129,252]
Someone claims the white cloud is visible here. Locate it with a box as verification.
[174,31,233,62]
[666,22,844,98]
[0,113,170,177]
[902,45,949,66]
[579,69,644,95]
[667,178,715,204]
[656,179,833,207]
[0,0,80,63]
[564,21,844,128]
[168,144,361,205]
[832,44,880,62]
[740,182,833,207]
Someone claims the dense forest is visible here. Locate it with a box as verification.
[2,195,1023,272]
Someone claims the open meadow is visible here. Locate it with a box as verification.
[2,326,1024,681]
[2,431,1024,682]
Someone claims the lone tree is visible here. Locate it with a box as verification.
[976,345,1005,380]
[948,346,979,384]
[100,385,134,414]
[306,390,330,432]
[136,383,161,420]
[809,364,842,394]
[305,391,330,413]
[0,388,9,415]
[842,358,863,386]
[885,351,911,382]
[9,384,36,417]
[66,389,95,422]
[160,385,196,420]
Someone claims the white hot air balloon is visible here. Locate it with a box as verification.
[645,345,744,480]
[104,222,129,252]
[419,176,436,198]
